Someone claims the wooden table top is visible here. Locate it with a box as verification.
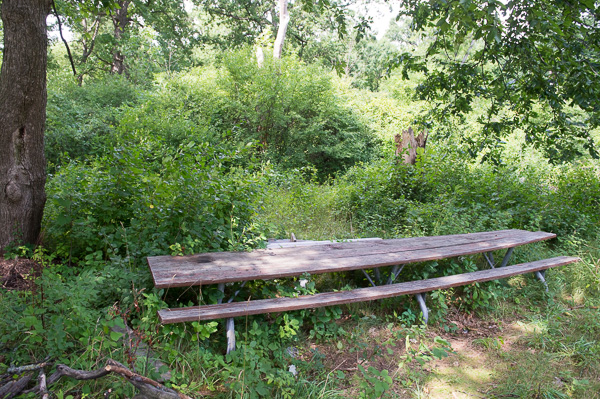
[147,229,556,288]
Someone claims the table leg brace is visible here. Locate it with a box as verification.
[387,265,405,285]
[484,252,495,268]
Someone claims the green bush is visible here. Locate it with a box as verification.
[335,146,599,242]
[47,50,378,180]
[43,139,265,263]
[217,50,377,178]
[0,250,141,366]
[45,76,140,168]
[335,156,432,236]
[144,51,377,179]
[257,166,353,241]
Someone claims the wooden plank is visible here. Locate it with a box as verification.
[266,237,382,249]
[148,230,556,288]
[158,256,579,323]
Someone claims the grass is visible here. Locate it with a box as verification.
[257,180,356,241]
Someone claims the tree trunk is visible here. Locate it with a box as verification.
[273,0,289,59]
[0,0,51,253]
[111,0,131,74]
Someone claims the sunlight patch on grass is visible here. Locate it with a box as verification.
[512,319,548,335]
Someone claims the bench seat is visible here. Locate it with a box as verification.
[158,256,578,323]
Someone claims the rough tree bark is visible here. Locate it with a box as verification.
[273,0,289,59]
[111,0,131,74]
[0,0,51,253]
[394,127,428,165]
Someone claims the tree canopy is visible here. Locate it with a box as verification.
[395,0,600,162]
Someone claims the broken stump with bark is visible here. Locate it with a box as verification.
[394,127,428,165]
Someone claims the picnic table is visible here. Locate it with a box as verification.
[147,229,579,353]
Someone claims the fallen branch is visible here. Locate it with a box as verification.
[3,359,206,399]
[38,370,49,399]
[0,372,33,399]
[110,320,171,381]
[7,359,52,375]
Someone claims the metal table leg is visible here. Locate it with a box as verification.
[415,293,428,324]
[217,283,236,354]
[535,270,548,292]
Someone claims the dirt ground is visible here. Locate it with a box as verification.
[0,257,42,291]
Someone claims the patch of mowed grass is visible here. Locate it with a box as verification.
[476,284,600,398]
[495,313,600,398]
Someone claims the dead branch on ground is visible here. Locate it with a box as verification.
[1,359,206,399]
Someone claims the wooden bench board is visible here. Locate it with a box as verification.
[148,230,555,288]
[158,256,579,323]
[266,237,383,249]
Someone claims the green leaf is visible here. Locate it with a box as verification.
[110,331,123,341]
[432,347,449,359]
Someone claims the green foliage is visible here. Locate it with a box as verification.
[335,157,430,236]
[257,167,352,241]
[349,38,399,92]
[54,0,198,81]
[336,149,600,242]
[43,139,265,262]
[83,53,378,180]
[396,0,600,162]
[216,51,376,178]
[198,0,351,55]
[0,250,140,368]
[4,2,600,398]
[357,365,393,398]
[45,75,139,169]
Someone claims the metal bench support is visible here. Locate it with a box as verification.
[362,269,377,288]
[415,293,428,324]
[535,270,548,292]
[485,247,513,269]
[499,247,514,268]
[218,283,236,354]
[483,251,495,268]
[387,265,405,285]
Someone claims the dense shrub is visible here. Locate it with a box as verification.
[43,139,265,263]
[216,51,376,178]
[45,76,140,168]
[45,50,378,180]
[117,52,377,180]
[335,148,600,241]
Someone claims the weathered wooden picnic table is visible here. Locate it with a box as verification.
[147,229,579,353]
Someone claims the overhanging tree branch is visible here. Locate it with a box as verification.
[51,0,77,77]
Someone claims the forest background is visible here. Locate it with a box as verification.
[1,0,599,397]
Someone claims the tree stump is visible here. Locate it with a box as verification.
[394,127,428,165]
